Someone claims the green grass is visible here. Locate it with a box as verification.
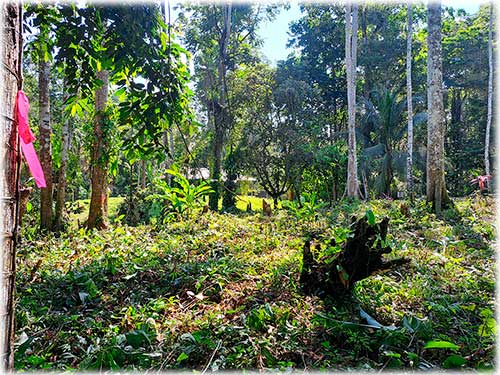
[70,195,276,227]
[69,196,125,227]
[15,196,496,371]
[234,195,282,211]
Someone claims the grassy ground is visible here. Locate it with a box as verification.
[68,197,125,228]
[68,195,277,227]
[15,196,495,371]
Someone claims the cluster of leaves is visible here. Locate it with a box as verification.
[282,192,327,223]
[15,196,495,371]
[147,169,213,222]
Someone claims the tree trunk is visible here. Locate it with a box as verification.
[406,2,414,198]
[346,2,359,198]
[140,160,147,189]
[485,3,493,176]
[38,59,53,230]
[426,1,449,213]
[169,127,174,169]
[300,216,408,296]
[54,89,72,232]
[0,4,22,370]
[87,69,109,230]
[209,3,232,211]
[209,116,223,210]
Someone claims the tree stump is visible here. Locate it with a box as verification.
[300,215,408,296]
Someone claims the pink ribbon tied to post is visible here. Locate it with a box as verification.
[16,90,46,188]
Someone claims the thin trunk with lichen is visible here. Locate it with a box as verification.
[54,91,71,232]
[346,2,359,198]
[38,59,53,230]
[87,69,110,229]
[426,1,450,213]
[406,2,414,198]
[485,3,493,176]
[209,3,232,210]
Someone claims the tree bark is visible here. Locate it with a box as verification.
[485,2,493,176]
[140,160,147,190]
[54,91,71,232]
[426,1,449,213]
[406,2,414,198]
[346,2,359,198]
[300,216,408,296]
[209,3,232,211]
[38,59,53,230]
[87,69,109,230]
[0,3,22,370]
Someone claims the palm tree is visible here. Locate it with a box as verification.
[360,88,425,197]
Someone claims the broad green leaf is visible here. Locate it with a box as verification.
[478,318,496,337]
[176,352,189,363]
[443,354,466,369]
[423,340,459,350]
[365,209,376,225]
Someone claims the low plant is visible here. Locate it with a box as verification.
[148,169,213,222]
[282,192,327,222]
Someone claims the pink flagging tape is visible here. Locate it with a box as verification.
[16,90,46,188]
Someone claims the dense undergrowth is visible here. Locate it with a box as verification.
[15,196,496,371]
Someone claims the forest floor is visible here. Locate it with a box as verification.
[15,195,496,371]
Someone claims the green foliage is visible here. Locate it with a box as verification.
[15,197,496,370]
[282,192,327,222]
[116,185,161,226]
[148,169,213,222]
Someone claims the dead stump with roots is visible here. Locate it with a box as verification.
[300,215,409,297]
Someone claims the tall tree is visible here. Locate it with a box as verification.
[179,3,275,210]
[87,68,110,229]
[210,3,232,210]
[406,2,414,197]
[426,1,450,212]
[38,42,53,230]
[484,2,493,176]
[26,4,60,230]
[345,2,359,198]
[54,86,72,232]
[0,4,22,370]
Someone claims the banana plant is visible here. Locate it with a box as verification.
[149,169,213,221]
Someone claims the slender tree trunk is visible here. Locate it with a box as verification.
[0,4,22,370]
[346,2,359,198]
[209,112,224,210]
[485,2,493,176]
[406,2,414,198]
[426,1,449,213]
[38,59,53,230]
[162,131,171,184]
[209,3,232,210]
[87,69,109,229]
[169,127,174,166]
[140,160,147,189]
[54,89,71,232]
[361,5,370,99]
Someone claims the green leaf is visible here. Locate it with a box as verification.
[125,329,151,349]
[423,340,459,350]
[478,317,496,337]
[176,352,189,363]
[443,354,466,369]
[365,209,376,225]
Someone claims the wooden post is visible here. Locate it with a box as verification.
[0,3,22,371]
